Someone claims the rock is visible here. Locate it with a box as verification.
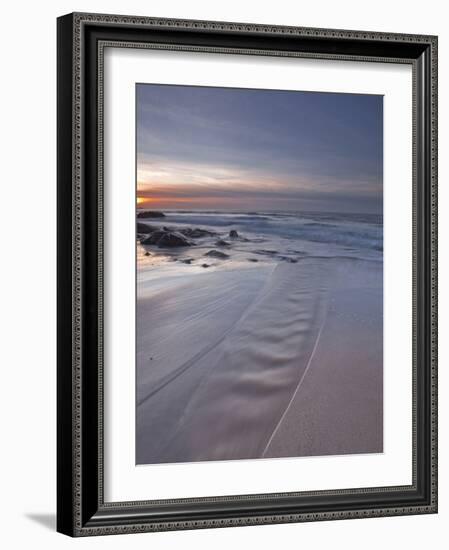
[248,258,259,262]
[137,210,165,218]
[180,258,193,264]
[215,239,230,247]
[255,249,277,256]
[144,251,151,256]
[204,250,230,259]
[141,230,191,247]
[137,222,156,233]
[157,232,191,248]
[180,227,216,238]
[140,230,166,245]
[201,263,210,268]
[229,229,239,239]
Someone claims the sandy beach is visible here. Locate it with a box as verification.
[135,211,383,465]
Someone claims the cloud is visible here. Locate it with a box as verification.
[137,159,381,213]
[136,84,383,213]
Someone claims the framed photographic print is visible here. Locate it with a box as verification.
[57,12,438,536]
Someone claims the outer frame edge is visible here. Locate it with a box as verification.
[61,11,438,537]
[56,12,77,538]
[77,503,437,537]
[65,11,437,44]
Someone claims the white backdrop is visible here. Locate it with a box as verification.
[0,1,446,549]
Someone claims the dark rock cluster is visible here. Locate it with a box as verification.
[179,227,216,239]
[141,230,191,248]
[137,222,156,233]
[204,250,230,260]
[136,213,302,264]
[137,211,166,219]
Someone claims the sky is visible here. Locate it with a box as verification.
[136,84,383,214]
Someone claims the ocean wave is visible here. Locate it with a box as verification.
[160,211,383,252]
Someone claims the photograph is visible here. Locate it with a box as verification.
[135,83,384,465]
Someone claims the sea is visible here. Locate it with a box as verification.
[137,210,383,270]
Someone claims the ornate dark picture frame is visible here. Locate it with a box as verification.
[57,12,438,537]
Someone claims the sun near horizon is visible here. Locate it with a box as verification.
[137,196,160,207]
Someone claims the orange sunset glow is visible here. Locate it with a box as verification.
[137,193,229,209]
[136,84,383,214]
[137,196,160,206]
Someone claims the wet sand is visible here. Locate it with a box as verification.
[136,257,383,464]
